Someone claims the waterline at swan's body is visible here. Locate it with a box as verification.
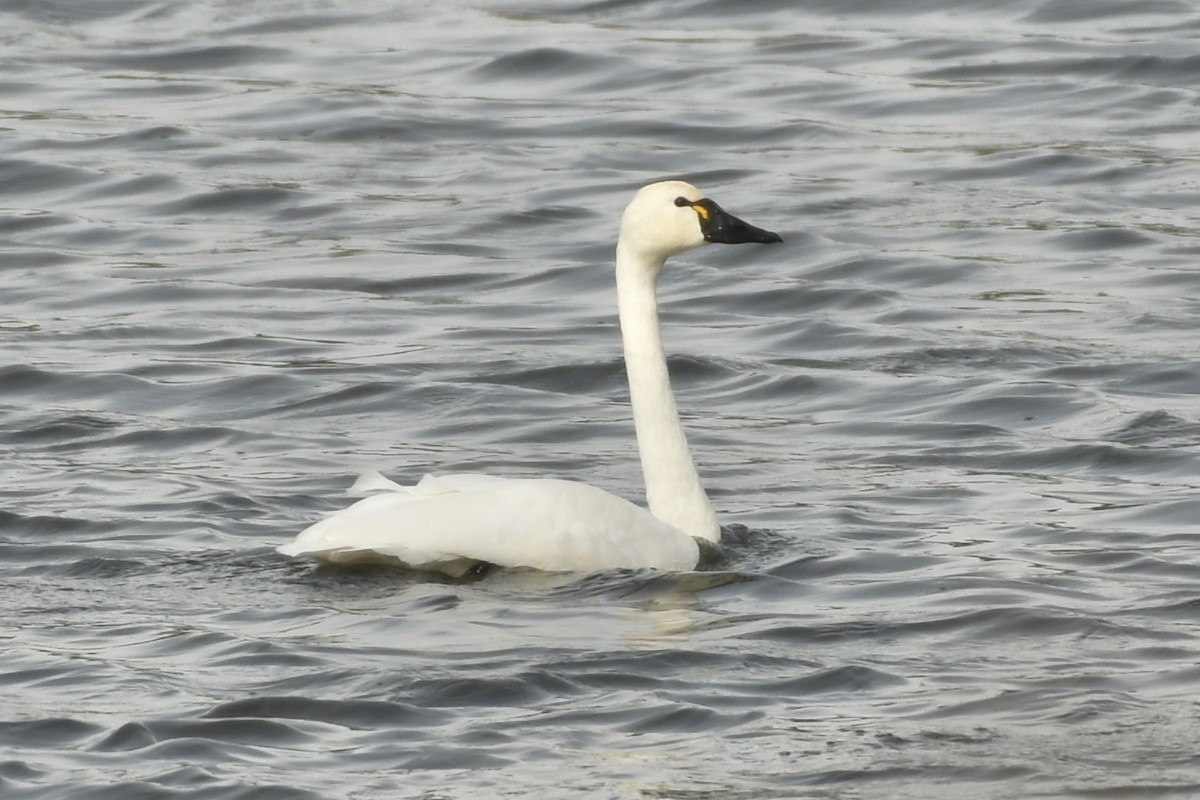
[277,181,781,575]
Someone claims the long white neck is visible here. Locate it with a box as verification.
[615,241,721,543]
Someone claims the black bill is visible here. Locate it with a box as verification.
[678,197,783,245]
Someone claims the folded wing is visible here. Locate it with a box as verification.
[278,472,701,576]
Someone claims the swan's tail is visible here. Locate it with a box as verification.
[348,471,506,498]
[348,470,408,497]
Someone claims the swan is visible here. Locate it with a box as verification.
[277,180,781,576]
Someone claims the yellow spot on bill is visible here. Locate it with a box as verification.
[692,204,710,221]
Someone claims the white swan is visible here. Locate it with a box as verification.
[277,181,781,575]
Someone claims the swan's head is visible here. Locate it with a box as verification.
[618,180,782,265]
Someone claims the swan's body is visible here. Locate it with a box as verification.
[278,181,781,575]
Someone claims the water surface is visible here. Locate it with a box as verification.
[3,0,1200,798]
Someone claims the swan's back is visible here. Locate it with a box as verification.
[278,473,701,576]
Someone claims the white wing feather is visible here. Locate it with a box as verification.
[278,473,701,575]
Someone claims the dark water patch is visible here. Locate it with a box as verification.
[726,664,907,697]
[561,0,1038,20]
[0,718,102,749]
[963,606,1139,642]
[219,13,363,37]
[463,358,623,395]
[759,324,894,366]
[724,281,898,316]
[96,425,255,455]
[876,439,1197,480]
[57,557,149,579]
[1024,0,1194,22]
[0,760,40,781]
[266,379,406,418]
[1046,225,1159,252]
[930,381,1092,427]
[0,158,99,197]
[923,678,1136,724]
[9,369,294,422]
[924,150,1149,187]
[919,573,1100,609]
[186,491,282,522]
[248,668,376,701]
[1099,361,1200,397]
[2,413,121,445]
[88,721,156,752]
[544,649,734,691]
[259,271,509,297]
[203,646,326,672]
[292,112,500,146]
[917,53,1200,87]
[49,782,324,800]
[792,254,909,285]
[0,79,43,97]
[131,334,312,364]
[154,185,306,217]
[95,77,225,104]
[712,526,802,573]
[0,514,119,542]
[531,565,714,603]
[581,64,705,95]
[1101,498,1200,530]
[398,745,513,770]
[730,605,1121,648]
[1107,409,1200,448]
[55,223,146,248]
[824,418,1013,446]
[408,674,559,709]
[90,717,311,752]
[2,0,155,24]
[0,210,74,236]
[249,104,801,150]
[620,702,763,734]
[665,353,755,388]
[474,47,621,83]
[34,783,176,800]
[464,203,595,238]
[204,696,438,730]
[132,765,222,792]
[767,551,942,584]
[1142,266,1200,297]
[72,45,290,74]
[874,343,1088,376]
[544,116,800,149]
[280,560,437,595]
[494,261,611,295]
[610,567,753,600]
[706,368,827,409]
[26,126,196,155]
[403,239,507,261]
[101,628,240,662]
[0,651,118,698]
[1103,552,1200,584]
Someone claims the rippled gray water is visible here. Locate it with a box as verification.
[3,0,1200,798]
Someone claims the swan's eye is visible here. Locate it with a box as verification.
[674,196,691,207]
